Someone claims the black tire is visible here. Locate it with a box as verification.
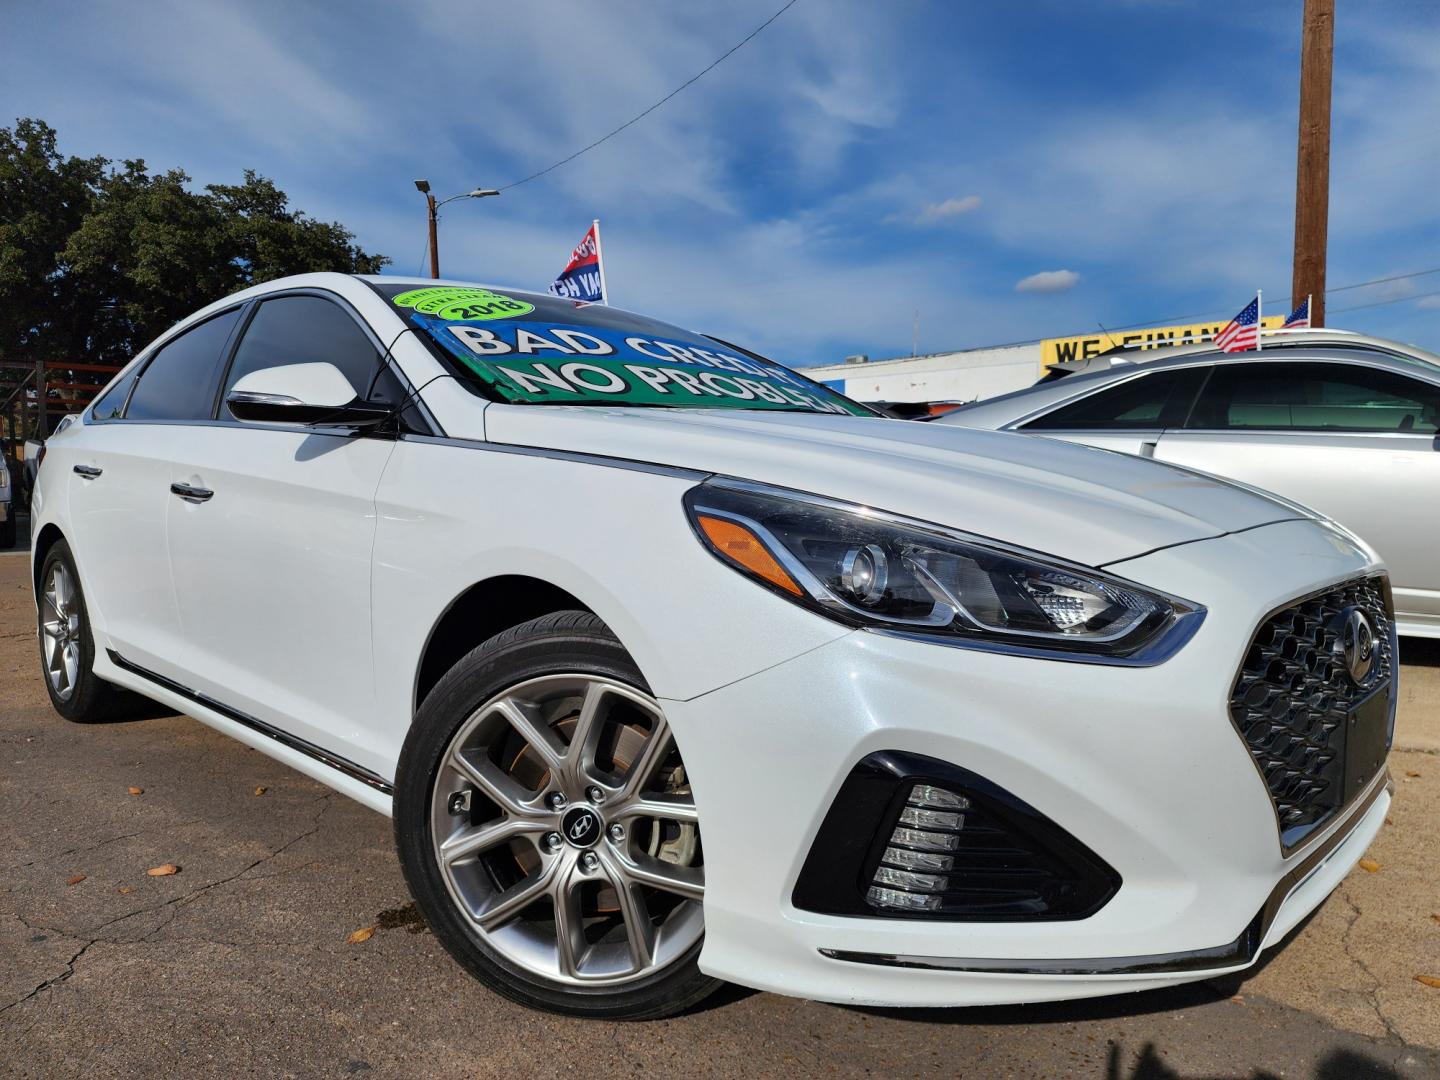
[37,539,138,722]
[394,610,720,1020]
[0,512,15,549]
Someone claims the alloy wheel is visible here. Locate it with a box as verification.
[40,560,82,701]
[430,674,704,987]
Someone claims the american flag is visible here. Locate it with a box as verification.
[1282,296,1311,329]
[1214,295,1260,353]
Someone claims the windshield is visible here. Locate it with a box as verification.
[369,282,873,416]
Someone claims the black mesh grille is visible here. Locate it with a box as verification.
[1230,576,1393,851]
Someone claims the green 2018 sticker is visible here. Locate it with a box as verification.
[392,286,535,321]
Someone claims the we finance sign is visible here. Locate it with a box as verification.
[1040,316,1285,370]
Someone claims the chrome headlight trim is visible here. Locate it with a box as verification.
[685,476,1205,666]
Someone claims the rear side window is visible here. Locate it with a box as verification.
[1022,367,1205,431]
[126,308,242,421]
[1189,362,1440,433]
[90,367,139,421]
[221,295,386,418]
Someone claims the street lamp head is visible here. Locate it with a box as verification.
[413,179,431,194]
[468,188,501,198]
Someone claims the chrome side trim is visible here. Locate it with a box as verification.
[819,770,1391,977]
[396,432,711,481]
[106,650,394,795]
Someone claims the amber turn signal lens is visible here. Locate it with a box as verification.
[696,515,803,596]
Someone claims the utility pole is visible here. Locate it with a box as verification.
[424,192,440,279]
[1292,0,1334,327]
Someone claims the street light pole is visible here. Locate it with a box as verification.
[414,180,501,280]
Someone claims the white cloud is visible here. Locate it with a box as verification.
[1015,269,1081,294]
[916,195,982,223]
[1415,295,1440,311]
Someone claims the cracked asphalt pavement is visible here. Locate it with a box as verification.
[2,542,1438,1079]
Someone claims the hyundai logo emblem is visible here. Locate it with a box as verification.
[561,807,601,848]
[1333,606,1377,685]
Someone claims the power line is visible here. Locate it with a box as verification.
[1331,286,1440,315]
[937,265,1440,355]
[1103,267,1440,333]
[498,0,801,192]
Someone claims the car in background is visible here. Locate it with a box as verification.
[937,330,1440,638]
[31,276,1395,1017]
[0,439,15,547]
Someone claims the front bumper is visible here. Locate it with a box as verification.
[665,519,1392,1006]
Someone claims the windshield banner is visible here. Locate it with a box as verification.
[412,313,867,415]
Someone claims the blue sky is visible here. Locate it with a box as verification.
[3,0,1438,366]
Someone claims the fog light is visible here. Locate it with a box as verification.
[865,782,970,912]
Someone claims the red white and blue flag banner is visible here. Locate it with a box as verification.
[1214,293,1261,353]
[1282,295,1311,329]
[548,220,607,305]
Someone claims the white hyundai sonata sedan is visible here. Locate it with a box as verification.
[32,273,1394,1019]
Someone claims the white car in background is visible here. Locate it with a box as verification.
[939,330,1440,638]
[32,275,1394,1018]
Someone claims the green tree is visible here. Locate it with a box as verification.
[0,117,388,369]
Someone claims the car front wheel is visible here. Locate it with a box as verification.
[394,611,718,1019]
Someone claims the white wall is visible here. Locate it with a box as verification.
[803,344,1041,404]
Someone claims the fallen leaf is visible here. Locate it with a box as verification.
[346,926,375,945]
[254,786,268,796]
[127,786,144,796]
[1359,858,1382,873]
[146,864,180,877]
[1415,975,1440,989]
[117,885,134,895]
[1229,994,1244,1004]
[65,874,85,886]
[1406,770,1421,778]
[1431,913,1440,925]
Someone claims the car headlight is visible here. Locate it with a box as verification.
[684,480,1200,661]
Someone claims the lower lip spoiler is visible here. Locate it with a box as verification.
[819,769,1392,977]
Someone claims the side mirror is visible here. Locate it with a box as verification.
[226,363,392,428]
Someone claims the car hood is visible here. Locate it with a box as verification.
[483,406,1306,567]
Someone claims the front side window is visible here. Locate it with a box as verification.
[221,295,389,418]
[370,283,873,416]
[125,308,243,421]
[1190,362,1440,433]
[1022,367,1205,431]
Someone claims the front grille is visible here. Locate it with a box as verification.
[1230,575,1393,851]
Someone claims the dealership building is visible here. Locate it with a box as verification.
[804,315,1286,405]
[804,343,1041,405]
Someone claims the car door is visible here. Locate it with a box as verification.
[1155,359,1440,628]
[64,307,243,679]
[1015,366,1208,457]
[164,291,401,774]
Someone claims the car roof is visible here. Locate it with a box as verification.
[943,332,1440,427]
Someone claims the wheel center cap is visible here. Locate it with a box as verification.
[561,806,602,848]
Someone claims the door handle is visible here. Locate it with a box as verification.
[73,465,103,478]
[170,482,214,504]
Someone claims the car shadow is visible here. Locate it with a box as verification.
[1101,1043,1407,1080]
